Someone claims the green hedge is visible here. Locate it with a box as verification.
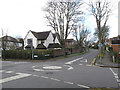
[2,49,54,60]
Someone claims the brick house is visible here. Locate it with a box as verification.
[110,35,120,57]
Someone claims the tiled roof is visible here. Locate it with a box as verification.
[25,45,34,48]
[110,35,120,44]
[2,36,18,42]
[112,40,120,44]
[31,31,50,40]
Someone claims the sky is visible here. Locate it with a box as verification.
[0,0,119,39]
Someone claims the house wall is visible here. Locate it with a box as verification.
[55,37,60,44]
[111,44,120,57]
[37,40,41,44]
[24,31,37,48]
[44,32,54,48]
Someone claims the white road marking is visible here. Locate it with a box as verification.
[65,57,83,65]
[33,69,44,71]
[115,75,119,79]
[5,71,14,74]
[41,76,49,79]
[43,66,62,70]
[116,79,120,82]
[0,73,31,83]
[32,66,36,68]
[80,59,87,63]
[0,70,5,73]
[64,81,74,85]
[33,68,61,72]
[50,78,61,81]
[63,65,73,70]
[33,75,39,77]
[114,73,118,76]
[86,64,92,66]
[109,68,117,76]
[77,84,90,88]
[79,64,83,65]
[109,68,120,85]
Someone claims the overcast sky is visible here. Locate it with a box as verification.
[0,0,119,39]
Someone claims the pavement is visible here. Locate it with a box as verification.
[94,51,120,68]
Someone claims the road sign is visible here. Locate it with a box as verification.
[98,43,103,47]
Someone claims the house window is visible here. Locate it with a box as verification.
[27,39,32,45]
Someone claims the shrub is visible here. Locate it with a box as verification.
[2,49,54,60]
[115,57,120,63]
[110,50,117,59]
[33,49,54,60]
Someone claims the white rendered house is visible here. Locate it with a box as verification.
[24,30,61,49]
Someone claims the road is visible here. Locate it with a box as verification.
[0,49,120,88]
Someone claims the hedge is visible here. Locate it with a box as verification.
[2,48,85,60]
[2,49,54,60]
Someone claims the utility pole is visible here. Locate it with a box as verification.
[30,39,34,60]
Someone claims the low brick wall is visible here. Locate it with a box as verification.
[53,48,83,57]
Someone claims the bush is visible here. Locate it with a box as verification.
[2,50,32,59]
[110,50,117,59]
[2,49,54,60]
[115,57,120,63]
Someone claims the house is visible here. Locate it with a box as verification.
[91,41,99,49]
[105,39,110,46]
[24,30,61,49]
[110,35,120,57]
[0,35,23,50]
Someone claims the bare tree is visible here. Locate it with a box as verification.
[1,28,8,60]
[44,0,83,56]
[88,0,112,43]
[88,0,113,62]
[94,25,110,45]
[1,28,8,51]
[73,24,90,51]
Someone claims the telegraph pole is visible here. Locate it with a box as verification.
[30,39,34,60]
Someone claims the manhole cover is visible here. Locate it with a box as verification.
[43,66,62,70]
